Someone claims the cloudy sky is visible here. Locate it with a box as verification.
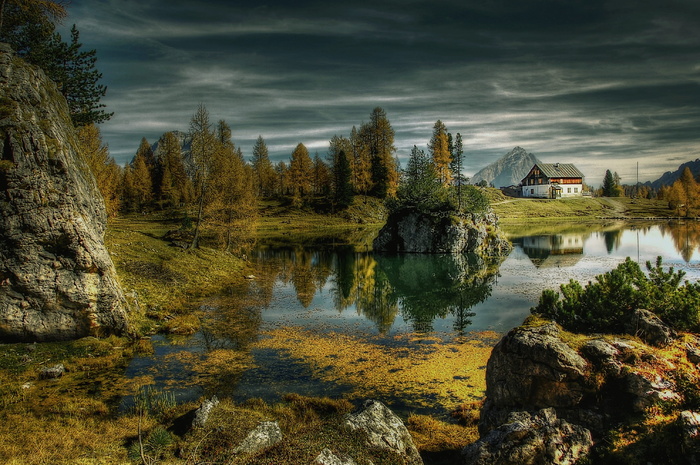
[61,0,700,185]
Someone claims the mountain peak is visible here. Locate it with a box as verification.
[471,147,541,188]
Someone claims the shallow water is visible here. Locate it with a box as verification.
[123,221,700,414]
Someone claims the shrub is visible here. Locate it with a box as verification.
[531,257,700,333]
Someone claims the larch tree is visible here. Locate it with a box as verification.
[350,125,373,197]
[312,153,331,196]
[131,149,152,211]
[289,143,313,207]
[134,137,156,198]
[428,120,452,186]
[208,122,257,252]
[274,161,289,197]
[156,132,191,207]
[188,104,217,249]
[76,124,121,217]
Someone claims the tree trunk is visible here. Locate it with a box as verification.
[189,192,205,249]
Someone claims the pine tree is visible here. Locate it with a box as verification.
[131,150,152,211]
[602,170,616,197]
[251,135,275,197]
[334,150,354,209]
[312,153,331,196]
[350,126,372,197]
[450,132,464,209]
[361,108,397,198]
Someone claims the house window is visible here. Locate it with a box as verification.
[574,188,579,193]
[530,189,534,195]
[567,188,571,193]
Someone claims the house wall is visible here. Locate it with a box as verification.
[521,183,583,198]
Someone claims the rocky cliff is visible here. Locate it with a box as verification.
[0,43,129,341]
[373,209,511,257]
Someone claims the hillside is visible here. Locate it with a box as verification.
[470,147,540,188]
[648,158,700,189]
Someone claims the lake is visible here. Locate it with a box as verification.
[123,221,700,416]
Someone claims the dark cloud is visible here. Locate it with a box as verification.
[61,0,700,184]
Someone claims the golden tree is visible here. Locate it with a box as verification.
[428,120,452,186]
[76,124,121,217]
[289,143,313,207]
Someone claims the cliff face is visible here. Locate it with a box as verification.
[0,44,129,341]
[373,209,511,257]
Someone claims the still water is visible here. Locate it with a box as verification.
[124,222,700,414]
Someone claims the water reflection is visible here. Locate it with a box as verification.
[517,233,586,268]
[252,247,503,334]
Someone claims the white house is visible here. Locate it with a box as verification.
[521,163,584,199]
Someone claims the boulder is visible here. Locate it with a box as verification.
[192,396,219,429]
[462,408,593,465]
[680,411,700,450]
[483,323,588,430]
[343,400,422,465]
[232,421,283,455]
[0,44,129,341]
[625,309,676,346]
[373,209,511,256]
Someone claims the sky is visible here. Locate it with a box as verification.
[60,0,700,185]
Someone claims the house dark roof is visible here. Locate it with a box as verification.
[535,163,584,179]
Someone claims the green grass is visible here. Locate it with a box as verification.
[255,196,385,248]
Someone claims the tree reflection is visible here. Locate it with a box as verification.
[249,246,502,335]
[661,222,700,262]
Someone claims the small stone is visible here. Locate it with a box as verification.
[192,396,219,428]
[232,421,283,455]
[39,364,65,379]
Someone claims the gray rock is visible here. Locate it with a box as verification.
[192,396,219,429]
[0,44,129,341]
[313,448,358,465]
[462,408,593,465]
[625,371,681,411]
[232,421,283,455]
[39,363,65,379]
[373,210,511,256]
[343,400,422,465]
[681,411,700,449]
[483,323,588,429]
[687,343,700,365]
[625,309,676,346]
[580,339,623,376]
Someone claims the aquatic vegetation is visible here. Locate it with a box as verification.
[255,326,498,412]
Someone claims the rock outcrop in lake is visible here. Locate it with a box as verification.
[373,209,511,256]
[0,43,129,341]
[466,319,700,464]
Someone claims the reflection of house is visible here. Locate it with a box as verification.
[521,234,585,268]
[521,163,584,199]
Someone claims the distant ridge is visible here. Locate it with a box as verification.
[648,159,700,190]
[470,147,541,188]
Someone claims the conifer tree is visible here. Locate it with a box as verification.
[360,107,397,198]
[350,126,372,197]
[312,153,331,196]
[156,132,191,207]
[289,143,313,207]
[251,135,275,197]
[76,124,121,217]
[131,150,152,211]
[333,150,353,209]
[451,132,464,208]
[428,120,452,186]
[188,104,217,249]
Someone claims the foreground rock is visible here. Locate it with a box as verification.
[344,399,423,465]
[474,320,699,463]
[373,209,511,256]
[462,408,593,465]
[0,44,128,341]
[232,421,283,455]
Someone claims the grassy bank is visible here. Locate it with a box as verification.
[485,190,677,224]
